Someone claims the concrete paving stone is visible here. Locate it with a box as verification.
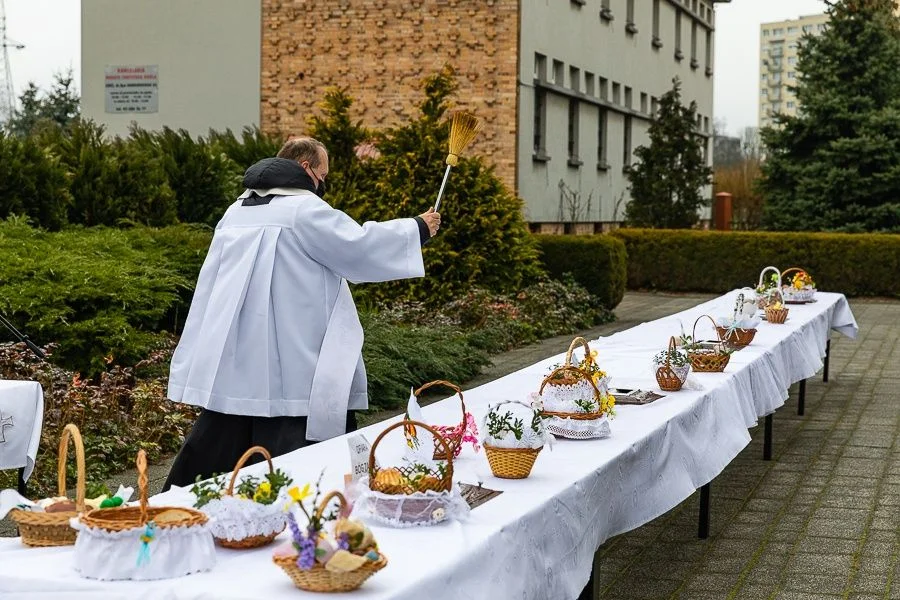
[745,498,788,514]
[846,594,885,600]
[795,536,860,555]
[812,507,871,525]
[602,574,682,599]
[858,555,894,575]
[774,590,843,600]
[780,571,851,595]
[805,518,867,539]
[849,571,893,595]
[680,572,743,593]
[754,485,797,500]
[732,582,781,600]
[785,552,855,576]
[861,540,895,557]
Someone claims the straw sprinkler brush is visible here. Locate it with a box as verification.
[433,112,483,211]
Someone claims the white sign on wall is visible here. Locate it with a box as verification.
[104,65,158,114]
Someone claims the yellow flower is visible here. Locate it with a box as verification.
[253,481,272,502]
[288,483,312,504]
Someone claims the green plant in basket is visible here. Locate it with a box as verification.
[190,468,293,508]
[653,346,690,368]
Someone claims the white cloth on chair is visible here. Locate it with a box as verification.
[0,380,44,481]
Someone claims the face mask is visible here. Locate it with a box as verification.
[316,180,327,198]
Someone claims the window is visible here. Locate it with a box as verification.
[773,27,784,36]
[623,115,632,167]
[567,99,581,164]
[788,56,797,65]
[761,89,768,96]
[533,89,547,157]
[650,96,658,116]
[705,29,712,73]
[652,0,661,46]
[788,71,795,79]
[600,0,612,21]
[624,86,633,109]
[818,24,827,32]
[787,26,798,34]
[691,0,698,12]
[802,24,812,34]
[626,0,637,33]
[690,21,698,67]
[553,60,564,85]
[585,72,595,96]
[599,77,609,101]
[640,92,648,114]
[762,29,770,37]
[612,82,621,105]
[787,101,795,109]
[675,9,683,59]
[788,42,798,50]
[534,53,547,81]
[597,108,608,167]
[703,116,709,132]
[569,66,581,92]
[761,74,768,81]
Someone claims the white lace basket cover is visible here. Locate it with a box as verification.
[70,517,216,581]
[783,286,816,303]
[352,479,470,528]
[201,495,287,543]
[541,373,613,440]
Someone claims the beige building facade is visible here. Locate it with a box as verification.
[758,13,828,128]
[82,0,719,229]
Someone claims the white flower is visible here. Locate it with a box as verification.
[431,507,446,521]
[528,392,543,411]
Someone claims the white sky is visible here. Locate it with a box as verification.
[5,0,829,136]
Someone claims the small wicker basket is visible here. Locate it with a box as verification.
[80,450,207,532]
[413,380,467,461]
[10,423,85,547]
[273,491,387,593]
[686,315,731,373]
[540,364,607,420]
[655,336,687,392]
[213,445,285,549]
[715,325,757,348]
[369,420,454,495]
[484,445,542,479]
[766,306,790,324]
[781,267,817,303]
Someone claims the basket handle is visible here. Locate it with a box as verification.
[564,337,591,366]
[758,266,780,288]
[413,380,466,431]
[538,365,603,399]
[656,336,679,380]
[57,424,86,513]
[137,449,149,525]
[780,267,808,282]
[314,490,349,520]
[368,419,455,481]
[225,446,275,496]
[691,314,724,344]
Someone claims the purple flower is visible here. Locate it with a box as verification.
[286,511,302,543]
[337,532,350,551]
[297,536,316,570]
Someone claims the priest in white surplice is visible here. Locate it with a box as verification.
[162,137,441,490]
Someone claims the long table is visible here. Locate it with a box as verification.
[0,291,858,600]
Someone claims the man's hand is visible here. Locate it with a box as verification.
[418,208,441,237]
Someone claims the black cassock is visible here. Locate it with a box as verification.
[162,409,358,492]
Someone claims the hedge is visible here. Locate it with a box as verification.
[610,228,900,297]
[534,235,628,309]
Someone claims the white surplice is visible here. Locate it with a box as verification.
[167,188,425,440]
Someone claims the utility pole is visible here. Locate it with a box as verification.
[0,0,25,124]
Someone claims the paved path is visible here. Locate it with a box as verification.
[4,293,897,600]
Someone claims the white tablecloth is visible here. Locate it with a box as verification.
[0,292,857,600]
[0,380,44,481]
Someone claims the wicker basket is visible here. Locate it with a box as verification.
[539,364,607,420]
[781,267,817,303]
[273,491,387,593]
[80,450,207,532]
[212,446,284,549]
[484,444,542,479]
[655,336,687,392]
[369,420,454,495]
[715,325,757,348]
[766,306,790,324]
[686,315,731,373]
[412,380,467,461]
[756,266,781,308]
[10,423,85,547]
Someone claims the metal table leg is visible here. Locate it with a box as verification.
[763,414,773,461]
[698,483,711,539]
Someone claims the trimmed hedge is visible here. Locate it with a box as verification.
[610,228,900,297]
[535,235,627,309]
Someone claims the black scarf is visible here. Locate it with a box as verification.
[241,158,325,205]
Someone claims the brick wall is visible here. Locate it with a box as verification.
[261,0,521,192]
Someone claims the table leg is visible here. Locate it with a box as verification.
[578,551,600,600]
[797,379,807,416]
[764,414,773,461]
[698,483,711,539]
[17,467,26,496]
[823,340,831,383]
